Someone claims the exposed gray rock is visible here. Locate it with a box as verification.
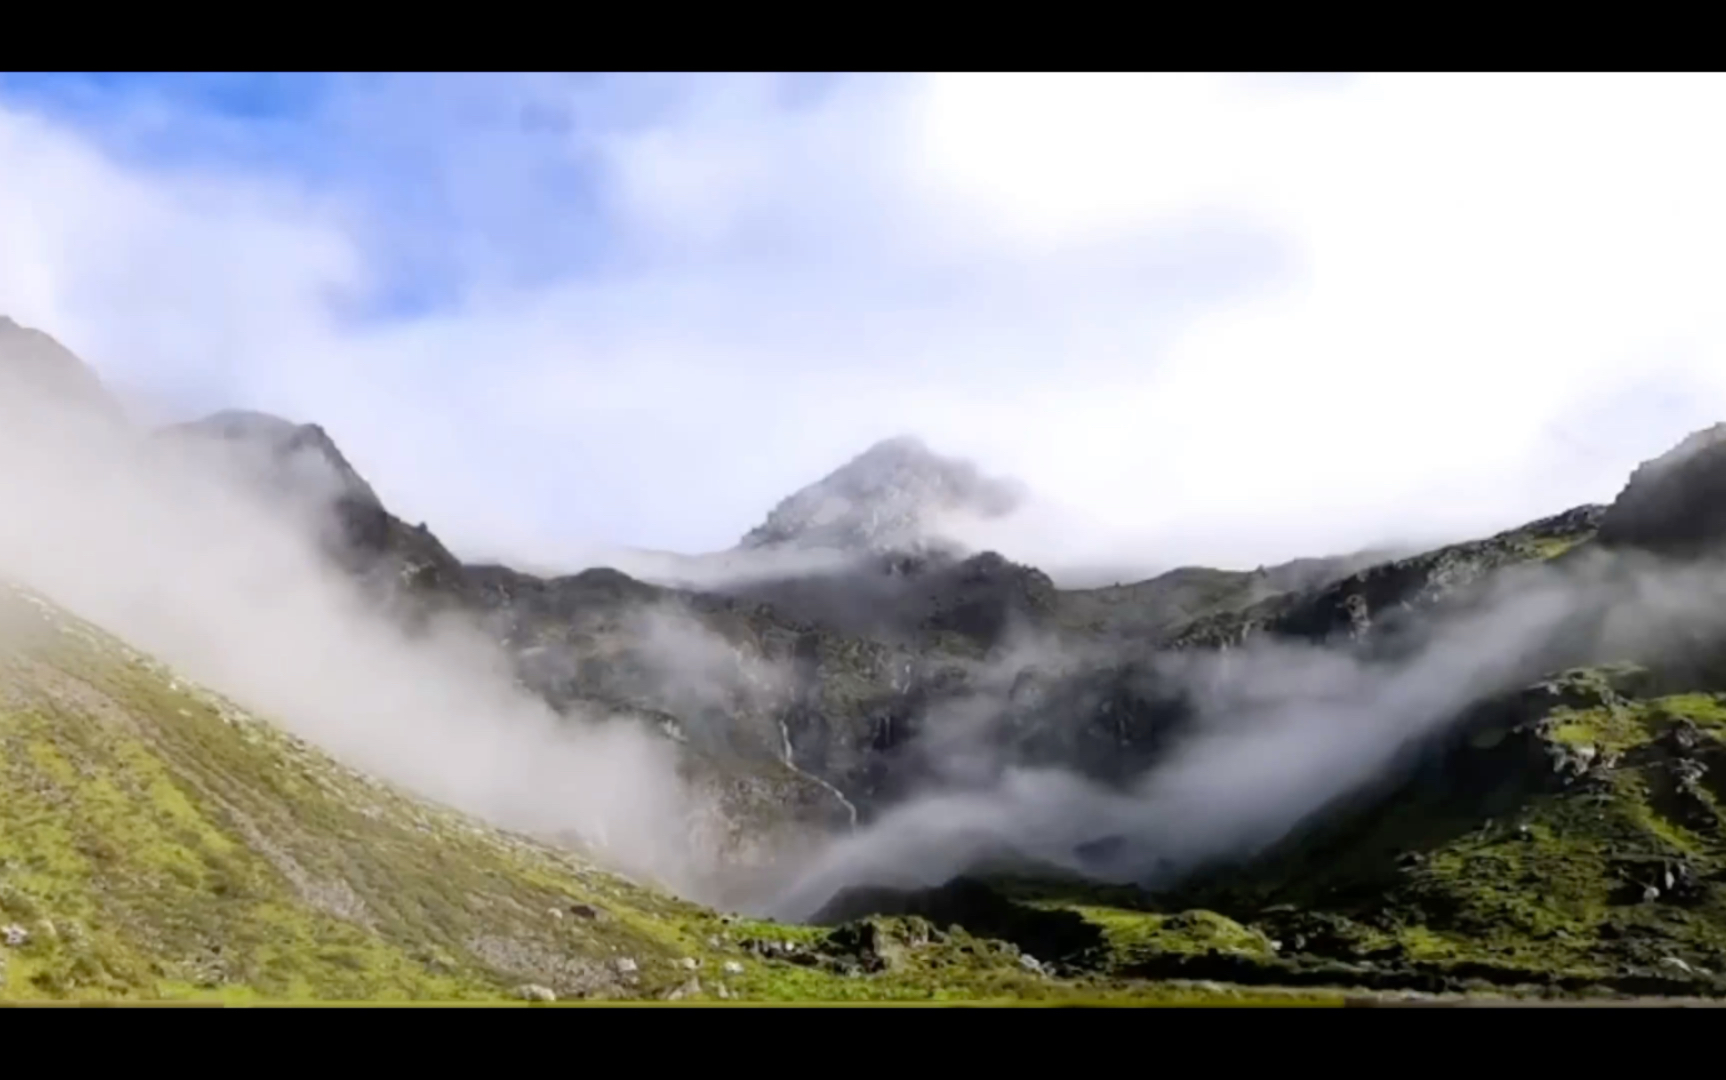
[1599,422,1726,557]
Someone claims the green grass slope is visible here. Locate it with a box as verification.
[0,581,1336,1004]
[1062,666,1726,998]
[810,663,1726,1002]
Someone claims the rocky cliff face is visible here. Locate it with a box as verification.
[1598,423,1726,558]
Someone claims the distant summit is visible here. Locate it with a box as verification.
[738,436,1026,557]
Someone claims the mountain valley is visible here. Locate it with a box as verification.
[8,314,1726,1003]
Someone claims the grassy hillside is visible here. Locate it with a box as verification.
[0,580,1340,1004]
[1067,666,1726,997]
[797,662,1726,1002]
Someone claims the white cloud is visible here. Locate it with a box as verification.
[6,73,1726,576]
[0,103,365,419]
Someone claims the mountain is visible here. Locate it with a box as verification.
[739,435,1025,557]
[1598,421,1726,557]
[158,410,382,509]
[12,312,1726,1001]
[136,396,1624,841]
[1050,549,1397,644]
[154,410,474,609]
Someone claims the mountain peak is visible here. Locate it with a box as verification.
[738,436,1025,556]
[158,409,381,509]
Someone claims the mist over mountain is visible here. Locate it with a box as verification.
[738,434,1027,556]
[11,312,1726,1001]
[158,410,382,508]
[0,315,125,427]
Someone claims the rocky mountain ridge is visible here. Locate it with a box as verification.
[12,314,1726,1001]
[0,317,1635,859]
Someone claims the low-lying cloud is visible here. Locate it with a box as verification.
[11,345,1726,932]
[0,380,756,904]
[763,535,1726,922]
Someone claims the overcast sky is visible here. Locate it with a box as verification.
[4,72,1725,573]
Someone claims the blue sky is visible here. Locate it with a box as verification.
[4,73,1726,573]
[0,72,626,318]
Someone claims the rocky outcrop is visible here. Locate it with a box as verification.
[1167,504,1606,651]
[1598,423,1726,557]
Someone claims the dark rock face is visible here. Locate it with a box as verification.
[1598,424,1726,558]
[992,661,1195,787]
[924,552,1056,643]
